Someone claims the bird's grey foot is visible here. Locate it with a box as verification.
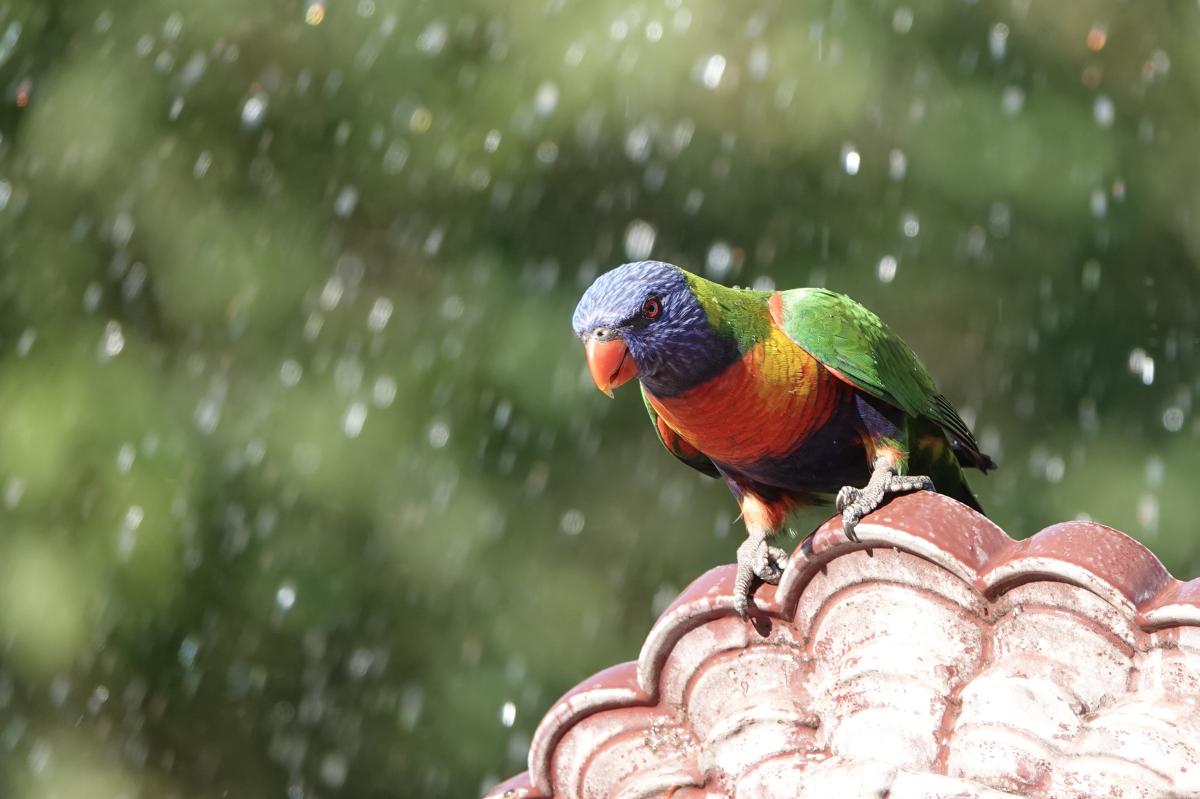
[733,531,789,617]
[836,456,934,542]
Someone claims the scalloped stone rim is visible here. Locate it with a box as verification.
[484,493,1200,799]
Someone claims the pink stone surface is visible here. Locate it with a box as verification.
[483,493,1200,799]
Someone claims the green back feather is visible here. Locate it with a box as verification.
[683,272,772,353]
[772,287,985,459]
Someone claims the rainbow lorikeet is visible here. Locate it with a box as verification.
[572,261,995,616]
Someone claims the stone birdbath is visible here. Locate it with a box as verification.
[485,492,1200,799]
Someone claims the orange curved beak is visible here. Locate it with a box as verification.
[584,337,639,398]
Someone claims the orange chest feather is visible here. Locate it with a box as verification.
[646,327,846,466]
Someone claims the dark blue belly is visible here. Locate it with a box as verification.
[715,392,905,496]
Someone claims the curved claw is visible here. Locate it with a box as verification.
[841,511,862,543]
[835,485,858,515]
[733,537,789,617]
[837,461,936,544]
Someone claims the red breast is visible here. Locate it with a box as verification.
[645,325,846,467]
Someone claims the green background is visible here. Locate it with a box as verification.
[0,1,1197,796]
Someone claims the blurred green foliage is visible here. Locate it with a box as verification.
[0,0,1198,796]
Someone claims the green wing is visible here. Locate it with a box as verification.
[640,385,720,479]
[773,288,986,464]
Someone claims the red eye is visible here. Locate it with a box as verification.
[642,297,661,319]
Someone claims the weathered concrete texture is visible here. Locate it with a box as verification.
[484,493,1200,799]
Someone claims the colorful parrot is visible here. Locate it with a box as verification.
[572,260,995,616]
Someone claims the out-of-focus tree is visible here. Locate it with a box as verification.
[0,1,1197,795]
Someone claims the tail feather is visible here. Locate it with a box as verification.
[910,417,989,513]
[951,442,997,473]
[935,465,985,514]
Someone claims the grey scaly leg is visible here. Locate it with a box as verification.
[733,529,789,617]
[836,455,935,542]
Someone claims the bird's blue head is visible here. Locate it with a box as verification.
[572,260,738,397]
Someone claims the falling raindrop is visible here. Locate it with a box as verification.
[372,376,397,408]
[383,139,409,173]
[4,477,24,509]
[178,637,200,668]
[367,297,393,332]
[1137,493,1159,534]
[193,151,213,178]
[1001,86,1024,116]
[280,359,303,386]
[748,45,769,78]
[1128,348,1155,385]
[276,582,297,610]
[334,186,359,217]
[428,420,450,449]
[559,509,585,536]
[0,22,22,69]
[305,1,326,26]
[625,125,652,163]
[697,54,726,90]
[988,23,1008,61]
[15,328,34,357]
[343,402,368,438]
[841,144,861,176]
[624,219,656,260]
[241,93,268,130]
[877,255,898,283]
[194,399,221,433]
[116,444,136,474]
[320,753,349,789]
[100,321,125,361]
[535,141,558,165]
[417,20,448,54]
[706,242,733,280]
[533,82,559,117]
[441,296,465,320]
